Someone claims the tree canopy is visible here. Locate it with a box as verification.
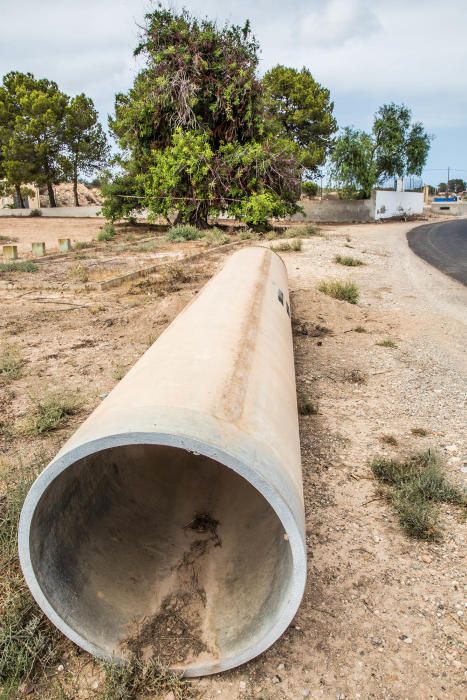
[0,72,108,207]
[106,7,307,226]
[331,103,432,198]
[262,65,337,174]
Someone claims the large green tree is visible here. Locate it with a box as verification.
[262,65,337,174]
[0,72,67,207]
[331,103,431,198]
[61,94,109,206]
[106,8,302,226]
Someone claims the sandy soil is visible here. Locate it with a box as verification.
[0,220,465,699]
[0,217,106,255]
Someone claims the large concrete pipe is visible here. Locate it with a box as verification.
[19,246,306,677]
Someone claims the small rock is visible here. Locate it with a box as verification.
[239,681,246,690]
[163,693,175,700]
[399,634,412,644]
[277,663,285,671]
[91,681,99,690]
[421,554,432,564]
[271,675,281,684]
[57,664,64,673]
[302,691,311,698]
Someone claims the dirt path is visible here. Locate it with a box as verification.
[1,221,465,699]
[194,221,466,699]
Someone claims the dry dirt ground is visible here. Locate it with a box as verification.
[0,217,106,255]
[0,219,466,699]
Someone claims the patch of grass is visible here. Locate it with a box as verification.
[344,368,367,384]
[97,223,116,242]
[0,345,23,382]
[380,434,398,446]
[272,238,302,252]
[131,263,191,297]
[411,427,429,437]
[26,390,83,434]
[28,209,42,217]
[353,325,367,333]
[284,224,319,238]
[371,450,466,539]
[318,279,360,304]
[334,254,364,267]
[166,225,204,242]
[101,655,192,700]
[0,261,38,273]
[376,337,397,348]
[0,455,65,698]
[298,399,319,416]
[137,239,158,251]
[68,264,89,283]
[0,420,14,443]
[204,228,230,246]
[73,240,94,250]
[113,364,127,381]
[239,229,256,240]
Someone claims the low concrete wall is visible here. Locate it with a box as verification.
[292,197,373,223]
[430,201,467,217]
[0,206,102,218]
[374,191,423,220]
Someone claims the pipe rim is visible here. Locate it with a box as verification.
[18,431,306,677]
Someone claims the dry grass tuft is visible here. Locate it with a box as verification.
[334,254,364,267]
[371,450,466,539]
[318,279,359,304]
[26,390,83,434]
[0,345,23,382]
[271,238,302,252]
[376,337,397,348]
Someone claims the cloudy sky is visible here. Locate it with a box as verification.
[1,0,466,184]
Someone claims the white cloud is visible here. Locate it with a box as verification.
[0,0,465,168]
[300,0,380,48]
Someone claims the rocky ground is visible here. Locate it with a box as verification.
[0,219,465,699]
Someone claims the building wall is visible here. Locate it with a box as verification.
[291,197,374,223]
[374,191,424,219]
[430,201,467,217]
[0,205,103,218]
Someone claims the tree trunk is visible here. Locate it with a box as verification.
[15,185,25,208]
[188,202,209,229]
[47,182,57,208]
[73,163,79,207]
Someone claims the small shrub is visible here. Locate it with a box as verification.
[97,223,116,241]
[27,390,83,434]
[28,208,42,217]
[411,427,429,437]
[318,279,359,304]
[344,368,367,384]
[166,225,204,242]
[376,337,397,348]
[239,229,256,240]
[301,181,319,197]
[113,364,127,381]
[0,262,38,273]
[101,655,192,700]
[272,238,302,252]
[371,451,466,539]
[353,326,366,333]
[335,254,364,267]
[0,345,23,381]
[68,264,89,283]
[284,224,319,238]
[380,434,398,446]
[298,399,319,416]
[204,228,230,246]
[73,240,94,250]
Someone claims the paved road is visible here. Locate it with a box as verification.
[407,219,467,286]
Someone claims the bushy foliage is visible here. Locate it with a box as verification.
[166,224,204,242]
[107,8,304,226]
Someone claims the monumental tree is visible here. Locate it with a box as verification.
[104,8,309,226]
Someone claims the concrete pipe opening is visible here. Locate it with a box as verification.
[24,440,298,676]
[19,247,306,676]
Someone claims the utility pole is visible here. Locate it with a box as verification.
[447,166,450,197]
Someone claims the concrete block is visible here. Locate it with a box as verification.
[32,242,46,257]
[2,244,18,260]
[58,238,72,253]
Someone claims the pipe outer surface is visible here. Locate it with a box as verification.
[19,246,306,676]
